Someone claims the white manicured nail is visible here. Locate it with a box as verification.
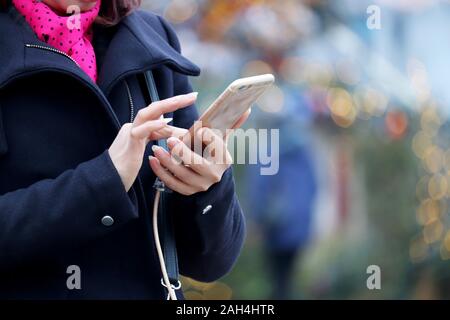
[167,137,179,144]
[152,145,162,153]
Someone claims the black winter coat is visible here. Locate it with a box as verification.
[0,6,245,299]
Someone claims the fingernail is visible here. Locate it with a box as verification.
[152,145,162,154]
[148,155,160,164]
[167,137,179,145]
[162,117,173,124]
[189,92,198,98]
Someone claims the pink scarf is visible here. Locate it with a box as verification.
[13,0,101,82]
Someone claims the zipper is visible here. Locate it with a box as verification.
[26,43,136,126]
[25,44,80,68]
[124,80,135,122]
[24,43,121,128]
[124,76,164,292]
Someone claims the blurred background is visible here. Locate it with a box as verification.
[142,0,450,299]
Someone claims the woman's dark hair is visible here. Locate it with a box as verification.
[0,0,141,26]
[97,0,141,26]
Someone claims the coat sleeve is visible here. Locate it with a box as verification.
[0,150,139,271]
[158,15,246,283]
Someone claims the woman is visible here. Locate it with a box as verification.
[0,0,246,299]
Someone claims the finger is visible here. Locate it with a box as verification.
[197,127,232,165]
[148,156,196,196]
[130,119,171,140]
[232,108,251,130]
[134,92,198,126]
[150,125,188,141]
[151,145,206,188]
[166,136,213,176]
[225,109,252,141]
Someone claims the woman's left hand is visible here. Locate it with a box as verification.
[149,110,250,195]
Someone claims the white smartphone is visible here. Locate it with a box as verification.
[184,74,275,141]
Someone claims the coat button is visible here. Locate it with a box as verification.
[101,215,114,226]
[202,205,212,215]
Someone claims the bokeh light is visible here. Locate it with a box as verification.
[145,0,450,299]
[164,0,198,24]
[257,85,285,113]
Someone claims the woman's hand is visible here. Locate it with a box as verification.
[149,109,251,195]
[108,92,198,192]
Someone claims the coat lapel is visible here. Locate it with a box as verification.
[97,11,200,94]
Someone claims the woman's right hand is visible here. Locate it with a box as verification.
[108,92,198,192]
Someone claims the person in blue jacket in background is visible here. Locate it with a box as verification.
[0,0,247,299]
[248,113,317,300]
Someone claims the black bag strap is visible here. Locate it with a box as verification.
[144,71,180,285]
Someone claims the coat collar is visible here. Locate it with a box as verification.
[0,6,200,93]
